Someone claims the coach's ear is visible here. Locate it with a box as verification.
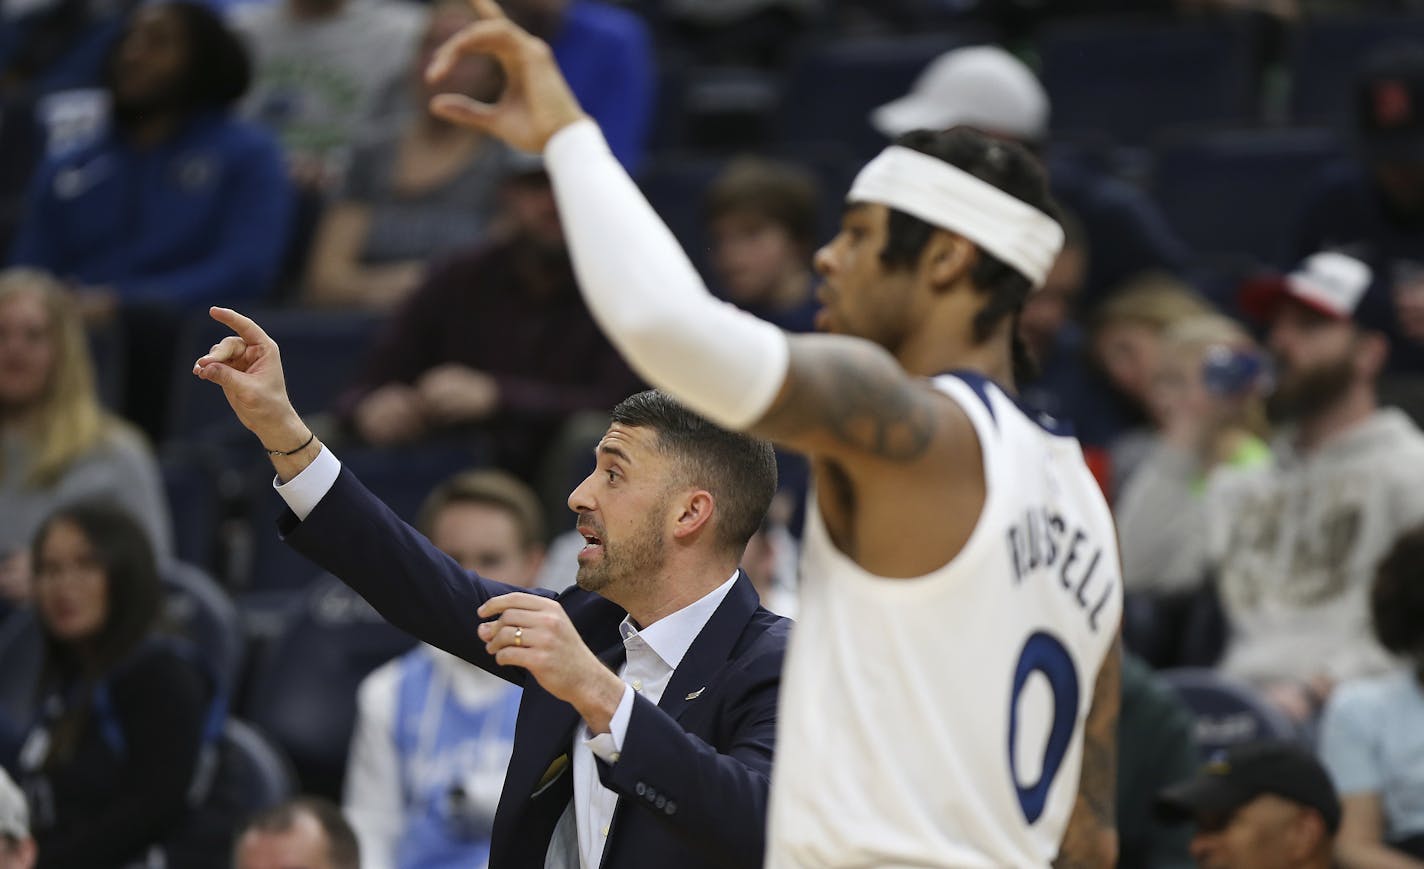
[924,231,976,294]
[672,489,716,541]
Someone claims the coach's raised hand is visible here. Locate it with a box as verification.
[192,307,318,476]
[424,0,587,153]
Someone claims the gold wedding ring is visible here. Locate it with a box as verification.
[514,627,524,647]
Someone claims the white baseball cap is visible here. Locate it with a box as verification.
[870,46,1050,142]
[0,767,28,840]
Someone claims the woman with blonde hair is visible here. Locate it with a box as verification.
[0,269,170,606]
[1115,312,1273,595]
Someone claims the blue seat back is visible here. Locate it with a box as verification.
[163,560,245,696]
[1290,17,1424,127]
[1041,19,1260,145]
[244,575,417,798]
[1153,127,1345,266]
[1160,667,1301,760]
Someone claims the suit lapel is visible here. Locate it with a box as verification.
[656,571,759,722]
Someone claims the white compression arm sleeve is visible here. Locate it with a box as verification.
[543,120,791,431]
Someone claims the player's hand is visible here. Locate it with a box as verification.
[192,307,308,450]
[354,383,428,446]
[477,592,626,732]
[416,363,500,424]
[424,0,588,153]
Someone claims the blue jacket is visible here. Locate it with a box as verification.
[280,468,788,869]
[551,1,654,172]
[10,111,292,306]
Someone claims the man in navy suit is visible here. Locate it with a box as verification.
[192,307,789,869]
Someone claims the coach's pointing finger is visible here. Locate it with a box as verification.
[192,307,307,458]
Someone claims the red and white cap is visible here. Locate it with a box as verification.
[1240,251,1378,326]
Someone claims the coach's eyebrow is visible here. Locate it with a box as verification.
[596,443,634,465]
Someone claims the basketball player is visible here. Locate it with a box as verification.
[421,4,1123,866]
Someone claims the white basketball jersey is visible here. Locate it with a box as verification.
[766,373,1122,868]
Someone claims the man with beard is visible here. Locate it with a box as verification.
[193,304,787,869]
[1211,251,1424,721]
[334,162,639,483]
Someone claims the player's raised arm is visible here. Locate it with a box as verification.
[424,0,958,467]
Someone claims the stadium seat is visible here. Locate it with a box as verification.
[86,317,127,412]
[1152,127,1345,266]
[163,307,383,447]
[160,444,232,573]
[163,560,246,696]
[1039,18,1261,145]
[0,610,41,767]
[1159,667,1301,760]
[1289,16,1424,127]
[164,719,297,867]
[774,32,986,159]
[243,575,418,798]
[241,441,485,593]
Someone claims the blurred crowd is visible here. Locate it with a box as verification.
[5,0,1424,866]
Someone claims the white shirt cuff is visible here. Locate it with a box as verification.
[272,445,342,521]
[585,685,634,764]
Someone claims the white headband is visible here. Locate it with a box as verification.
[847,145,1064,288]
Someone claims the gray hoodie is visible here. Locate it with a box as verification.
[1207,409,1424,684]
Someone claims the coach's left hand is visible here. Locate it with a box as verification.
[478,592,627,734]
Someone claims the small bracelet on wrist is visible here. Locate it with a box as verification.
[264,431,315,457]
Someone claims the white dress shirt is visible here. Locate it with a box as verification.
[275,446,739,869]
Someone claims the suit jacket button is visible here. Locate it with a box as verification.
[655,795,667,809]
[665,802,676,815]
[635,783,646,796]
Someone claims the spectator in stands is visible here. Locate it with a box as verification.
[0,0,131,98]
[704,156,820,334]
[1118,652,1198,869]
[303,0,515,309]
[869,44,1193,305]
[0,767,35,869]
[0,270,170,609]
[231,0,425,192]
[1117,314,1272,597]
[335,165,639,482]
[1296,42,1424,373]
[1158,741,1341,869]
[497,0,653,170]
[1210,251,1424,721]
[1019,211,1134,452]
[18,501,208,867]
[1319,525,1424,865]
[1088,273,1216,492]
[345,469,542,869]
[235,798,360,869]
[8,0,291,313]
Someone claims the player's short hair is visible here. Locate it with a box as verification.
[1372,525,1424,659]
[610,390,777,552]
[238,798,359,869]
[704,158,821,252]
[877,127,1061,380]
[416,468,546,549]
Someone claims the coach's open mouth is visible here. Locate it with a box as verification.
[578,528,604,559]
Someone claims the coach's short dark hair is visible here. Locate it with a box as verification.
[610,391,777,551]
[1372,526,1424,658]
[878,127,1061,380]
[238,797,359,869]
[705,157,821,253]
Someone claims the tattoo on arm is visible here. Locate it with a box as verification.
[755,335,938,463]
[1052,638,1121,869]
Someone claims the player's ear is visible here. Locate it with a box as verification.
[925,232,976,294]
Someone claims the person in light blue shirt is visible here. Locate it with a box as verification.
[1319,525,1424,866]
[345,469,546,869]
[8,0,291,310]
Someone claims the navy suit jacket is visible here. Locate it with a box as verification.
[279,467,790,869]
